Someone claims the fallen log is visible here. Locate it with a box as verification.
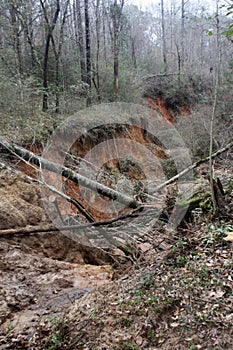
[0,138,232,213]
[153,139,233,192]
[0,138,140,209]
[0,207,143,236]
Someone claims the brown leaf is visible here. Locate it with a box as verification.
[223,232,233,242]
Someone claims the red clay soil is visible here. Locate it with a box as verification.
[18,124,168,221]
[18,94,188,222]
[146,96,175,124]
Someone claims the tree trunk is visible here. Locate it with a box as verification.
[53,0,70,114]
[111,0,124,101]
[1,139,232,213]
[131,37,137,69]
[161,0,167,72]
[94,0,101,100]
[85,0,91,106]
[40,0,60,112]
[113,34,119,101]
[75,0,86,83]
[102,3,107,65]
[9,3,23,101]
[209,0,221,214]
[180,0,185,68]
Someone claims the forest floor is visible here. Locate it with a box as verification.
[0,163,232,349]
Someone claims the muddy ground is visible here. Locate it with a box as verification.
[0,170,116,349]
[0,161,232,350]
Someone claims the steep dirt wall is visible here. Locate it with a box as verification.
[18,123,169,222]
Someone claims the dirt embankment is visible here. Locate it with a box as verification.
[0,170,115,348]
[0,100,191,348]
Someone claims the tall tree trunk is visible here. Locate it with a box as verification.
[113,34,119,101]
[180,0,185,68]
[94,0,101,100]
[84,0,91,105]
[176,43,181,86]
[9,3,23,101]
[75,0,86,83]
[40,0,60,112]
[209,0,221,214]
[52,0,70,114]
[102,3,107,65]
[131,36,137,69]
[161,0,167,73]
[111,0,124,101]
[42,35,51,111]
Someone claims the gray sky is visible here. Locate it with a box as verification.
[130,0,217,12]
[130,0,154,11]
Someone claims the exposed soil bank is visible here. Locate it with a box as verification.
[0,171,116,348]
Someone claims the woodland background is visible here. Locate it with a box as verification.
[0,0,232,156]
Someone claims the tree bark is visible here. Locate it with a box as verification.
[94,0,101,100]
[180,0,185,68]
[74,0,86,83]
[111,0,124,101]
[9,2,23,101]
[209,0,221,214]
[85,0,91,105]
[51,0,70,113]
[161,0,167,72]
[40,0,60,112]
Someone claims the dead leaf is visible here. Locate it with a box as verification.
[209,290,225,298]
[223,232,233,242]
[170,322,180,327]
[136,336,143,345]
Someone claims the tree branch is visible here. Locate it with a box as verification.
[153,139,233,192]
[0,208,142,237]
[30,177,95,222]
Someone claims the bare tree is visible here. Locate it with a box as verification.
[84,0,91,105]
[161,0,167,72]
[74,0,86,83]
[180,0,185,68]
[209,0,221,213]
[92,0,101,100]
[110,0,124,101]
[50,0,70,113]
[40,0,60,111]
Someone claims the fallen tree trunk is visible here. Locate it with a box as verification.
[0,208,142,236]
[0,138,140,209]
[0,138,232,212]
[153,139,233,192]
